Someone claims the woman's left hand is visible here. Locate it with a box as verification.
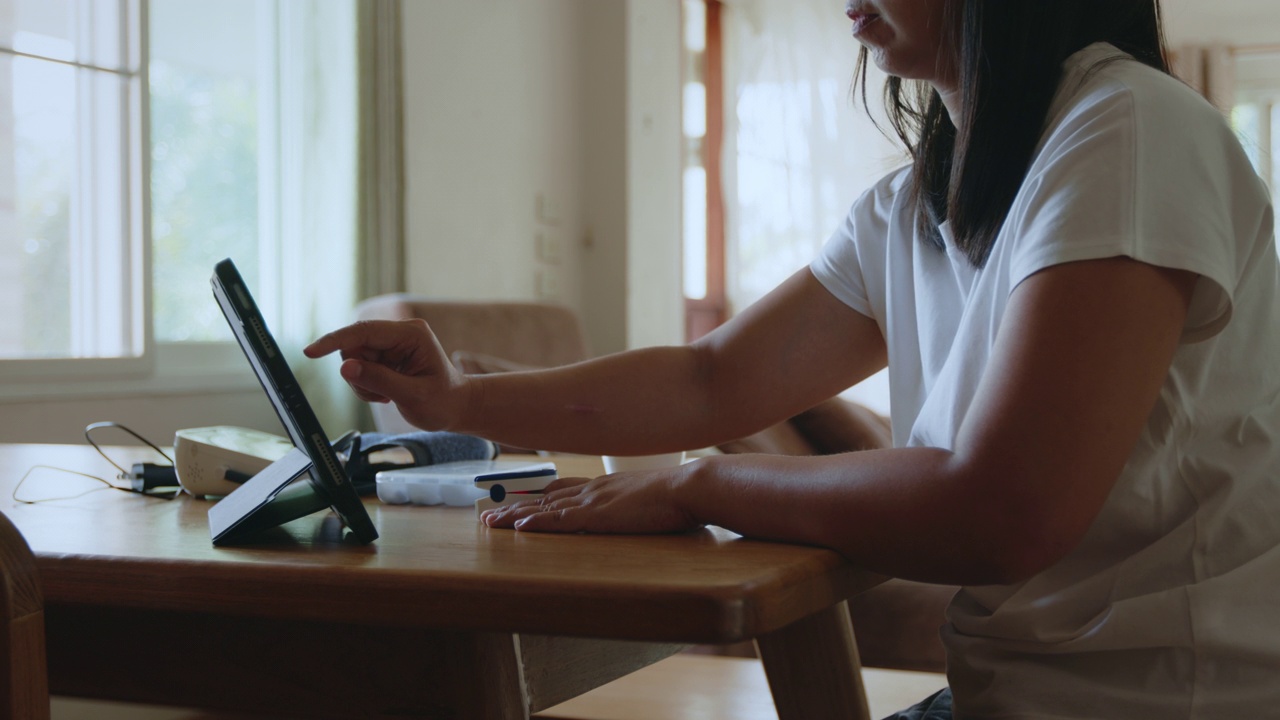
[480,467,703,534]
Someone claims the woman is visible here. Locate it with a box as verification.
[307,1,1280,717]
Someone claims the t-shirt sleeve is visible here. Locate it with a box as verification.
[810,171,903,322]
[811,208,875,318]
[1004,73,1265,343]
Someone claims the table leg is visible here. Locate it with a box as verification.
[754,600,872,720]
[518,635,687,713]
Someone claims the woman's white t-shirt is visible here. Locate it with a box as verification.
[811,43,1280,719]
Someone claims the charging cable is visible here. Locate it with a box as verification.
[12,422,182,504]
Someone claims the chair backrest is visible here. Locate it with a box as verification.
[354,295,591,433]
[0,511,49,720]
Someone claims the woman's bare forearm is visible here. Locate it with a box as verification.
[455,344,755,454]
[308,270,885,454]
[674,450,1034,585]
[453,270,886,455]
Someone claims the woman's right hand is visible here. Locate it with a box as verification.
[303,319,474,431]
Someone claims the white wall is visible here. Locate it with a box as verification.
[0,390,279,447]
[400,0,684,355]
[1164,0,1280,46]
[402,0,588,314]
[578,0,630,356]
[623,0,685,350]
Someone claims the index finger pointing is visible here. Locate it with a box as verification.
[304,319,427,358]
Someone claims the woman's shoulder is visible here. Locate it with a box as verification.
[1030,42,1257,201]
[1049,43,1229,139]
[850,164,914,223]
[865,163,913,199]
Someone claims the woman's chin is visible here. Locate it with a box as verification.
[869,51,939,85]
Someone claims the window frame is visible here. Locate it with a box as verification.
[683,0,727,343]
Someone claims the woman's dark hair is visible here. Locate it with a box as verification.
[855,1,1170,267]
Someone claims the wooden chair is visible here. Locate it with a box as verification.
[0,510,49,720]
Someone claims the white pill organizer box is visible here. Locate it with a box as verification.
[375,460,558,516]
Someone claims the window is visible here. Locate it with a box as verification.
[681,0,726,343]
[0,0,145,366]
[696,0,900,415]
[0,0,360,399]
[150,0,269,343]
[1231,47,1280,218]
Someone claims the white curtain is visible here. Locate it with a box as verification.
[721,0,902,414]
[721,0,904,312]
[274,0,362,434]
[357,0,406,302]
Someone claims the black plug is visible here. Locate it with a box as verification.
[129,463,179,492]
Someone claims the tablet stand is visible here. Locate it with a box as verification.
[208,448,333,545]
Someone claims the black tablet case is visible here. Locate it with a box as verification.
[207,258,378,545]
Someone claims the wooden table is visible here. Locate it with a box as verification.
[2,443,884,719]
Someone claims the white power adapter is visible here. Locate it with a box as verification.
[173,426,294,498]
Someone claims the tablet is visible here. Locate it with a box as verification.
[208,258,378,545]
